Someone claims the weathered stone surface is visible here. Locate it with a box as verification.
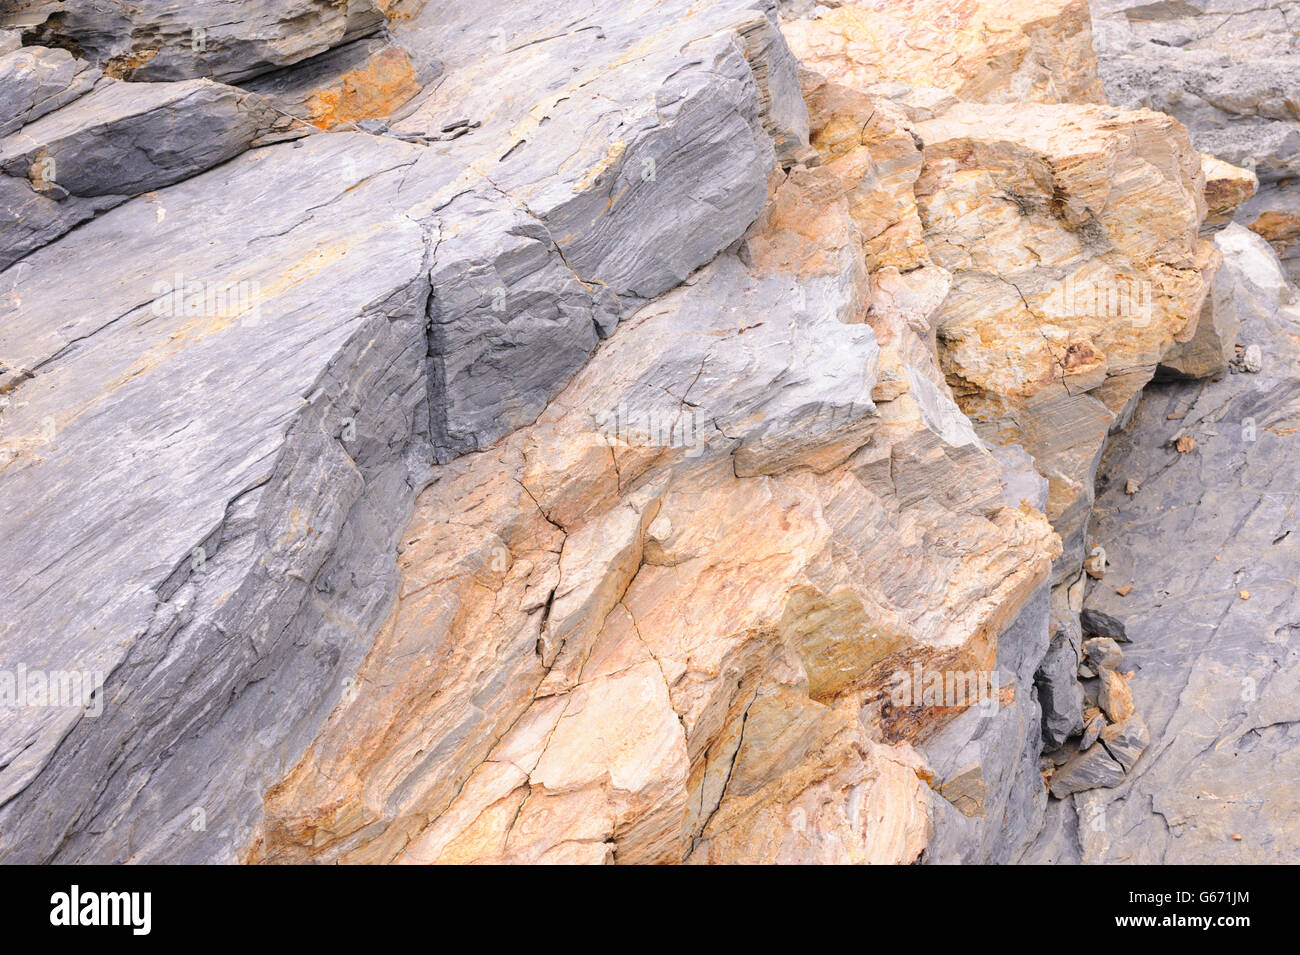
[1241,185,1300,283]
[1201,153,1257,231]
[384,0,812,458]
[1033,225,1300,863]
[1079,712,1105,750]
[782,0,1106,106]
[0,131,445,862]
[1089,0,1300,279]
[1036,597,1086,748]
[241,36,425,132]
[919,580,1054,863]
[1084,636,1123,670]
[0,75,275,269]
[246,151,1060,864]
[1,77,272,196]
[0,44,100,138]
[1160,222,1288,379]
[18,0,387,83]
[914,100,1218,579]
[1047,714,1147,797]
[1091,2,1300,179]
[3,0,1295,867]
[1097,666,1135,721]
[0,0,824,863]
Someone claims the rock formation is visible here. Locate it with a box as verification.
[1089,0,1300,280]
[0,0,1294,864]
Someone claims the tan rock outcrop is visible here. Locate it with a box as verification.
[241,1,1223,865]
[782,0,1106,107]
[913,102,1219,566]
[1,0,1288,869]
[246,114,1062,864]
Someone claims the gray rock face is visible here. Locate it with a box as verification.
[1159,240,1250,379]
[1028,225,1300,862]
[0,131,440,861]
[921,581,1053,864]
[382,0,809,458]
[0,75,274,268]
[1048,715,1148,798]
[1091,0,1300,180]
[0,44,100,137]
[0,0,810,863]
[240,34,434,129]
[1,78,271,196]
[1238,182,1300,282]
[921,463,1053,864]
[18,0,385,83]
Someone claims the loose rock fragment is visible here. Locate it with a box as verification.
[1048,716,1149,798]
[1079,713,1106,752]
[1098,664,1136,723]
[1083,637,1123,671]
[1081,609,1129,643]
[1229,343,1263,374]
[1085,547,1109,579]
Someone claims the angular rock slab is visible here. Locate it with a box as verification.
[0,76,273,268]
[1048,714,1147,798]
[0,132,448,862]
[0,0,814,863]
[14,0,386,83]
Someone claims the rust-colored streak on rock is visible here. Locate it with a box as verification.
[1247,208,1300,258]
[303,47,422,130]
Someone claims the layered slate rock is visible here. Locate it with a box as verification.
[16,0,387,83]
[0,0,812,862]
[4,0,1293,866]
[0,132,442,862]
[0,43,100,137]
[381,0,811,458]
[248,144,1059,864]
[0,72,275,268]
[241,36,426,131]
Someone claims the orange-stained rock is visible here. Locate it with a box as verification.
[781,0,1106,107]
[245,121,1061,865]
[1201,153,1257,231]
[303,46,422,130]
[239,0,1227,866]
[911,101,1219,563]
